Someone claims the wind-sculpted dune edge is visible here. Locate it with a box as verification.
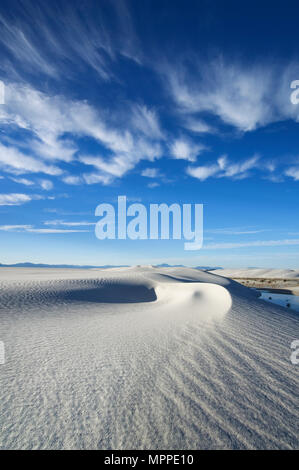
[0,267,298,450]
[0,275,232,317]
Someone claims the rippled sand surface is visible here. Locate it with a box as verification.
[0,266,298,449]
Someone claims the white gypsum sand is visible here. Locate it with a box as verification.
[0,266,298,450]
[210,268,299,295]
[211,268,299,279]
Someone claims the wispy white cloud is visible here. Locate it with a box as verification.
[62,175,83,185]
[0,192,52,206]
[43,208,92,216]
[162,58,299,132]
[182,118,215,134]
[0,0,140,82]
[81,172,113,186]
[1,83,164,184]
[1,40,299,194]
[0,193,32,205]
[141,168,161,178]
[10,177,34,186]
[1,68,296,188]
[131,105,164,139]
[206,227,269,235]
[0,224,90,233]
[186,163,219,181]
[80,137,162,184]
[0,224,32,231]
[205,239,299,249]
[220,155,259,178]
[285,166,299,181]
[10,176,54,191]
[147,182,159,188]
[170,138,206,162]
[44,220,95,227]
[0,141,62,175]
[39,179,53,190]
[28,228,90,233]
[1,84,81,164]
[187,154,259,181]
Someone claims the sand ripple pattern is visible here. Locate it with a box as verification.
[0,267,298,449]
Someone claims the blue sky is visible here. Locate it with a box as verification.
[0,0,299,267]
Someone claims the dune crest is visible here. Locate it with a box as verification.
[155,283,232,319]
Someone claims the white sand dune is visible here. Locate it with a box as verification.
[0,266,298,450]
[211,267,299,279]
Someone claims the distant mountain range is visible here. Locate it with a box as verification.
[196,266,222,271]
[0,262,129,269]
[0,262,222,270]
[154,263,222,270]
[154,263,185,268]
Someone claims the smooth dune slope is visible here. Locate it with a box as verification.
[0,266,298,449]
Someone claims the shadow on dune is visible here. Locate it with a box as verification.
[57,284,157,304]
[0,282,158,310]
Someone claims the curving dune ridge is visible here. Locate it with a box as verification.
[0,266,298,449]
